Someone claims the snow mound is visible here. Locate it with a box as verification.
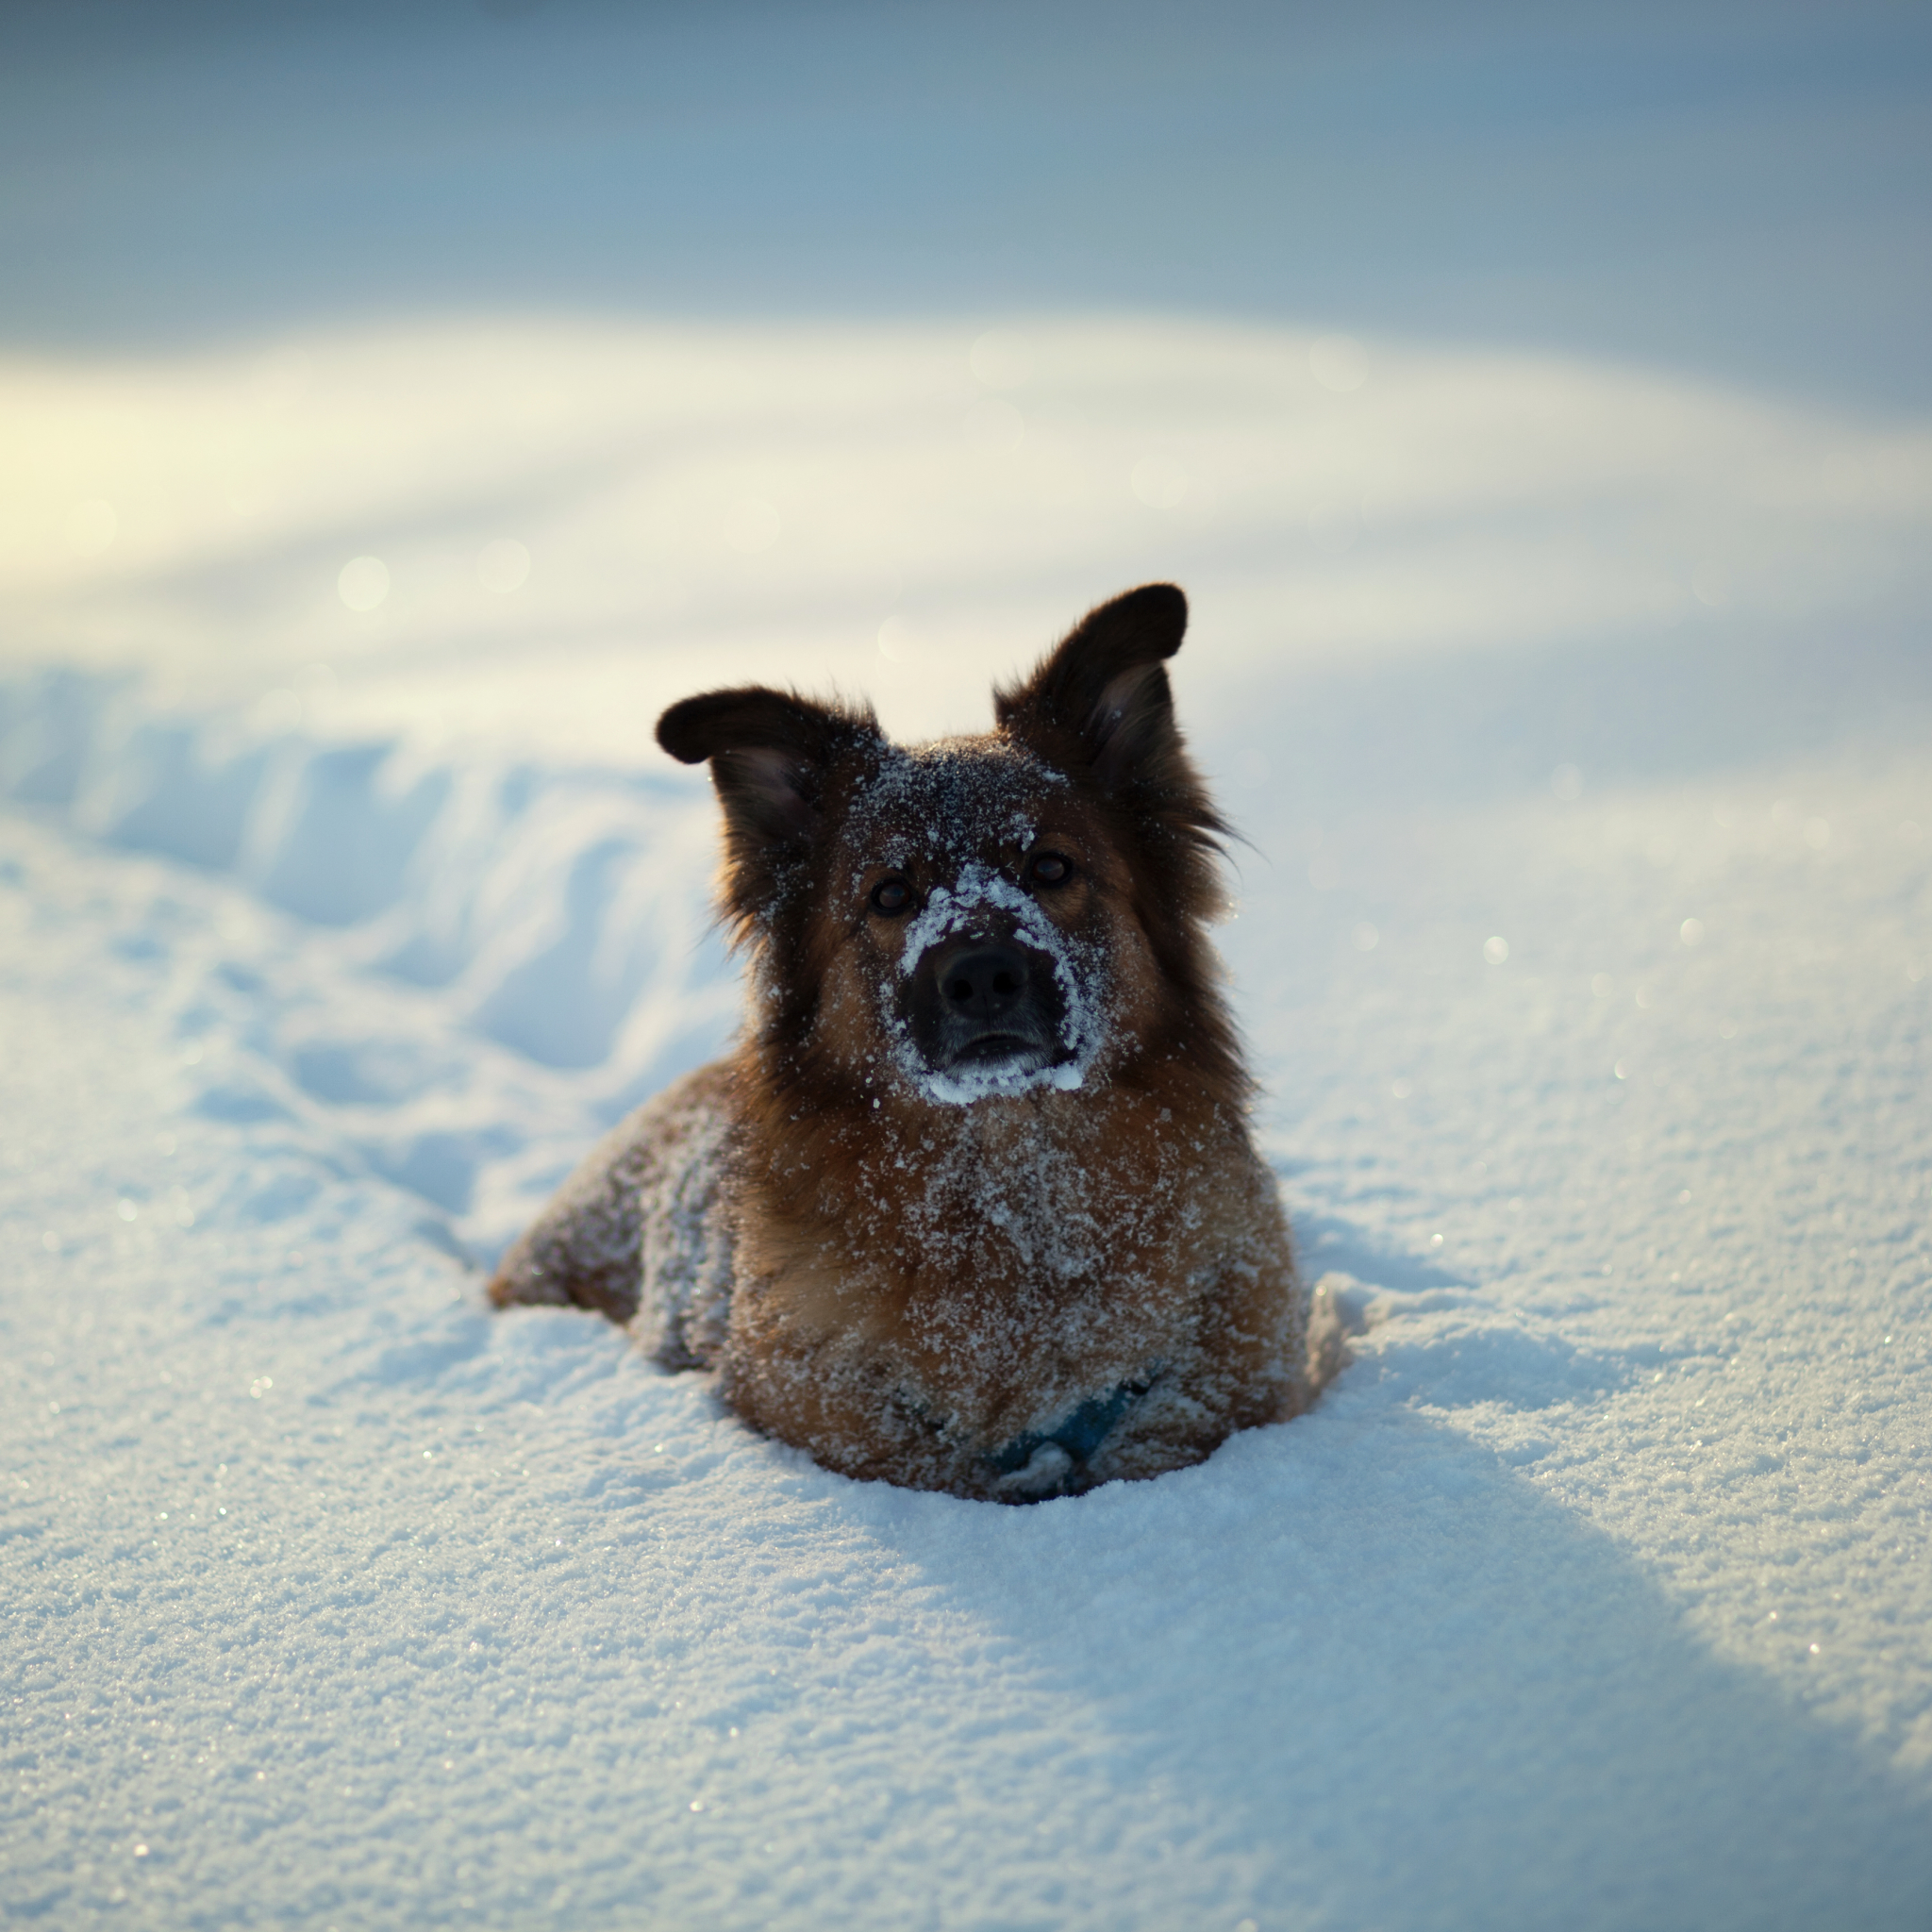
[4,304,1932,1931]
[0,667,734,1257]
[5,641,1931,1927]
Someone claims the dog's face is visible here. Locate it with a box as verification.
[829,738,1114,1104]
[658,583,1244,1113]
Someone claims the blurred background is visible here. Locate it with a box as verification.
[8,0,1930,391]
[0,0,1928,795]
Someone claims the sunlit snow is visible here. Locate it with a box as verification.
[3,312,1930,1929]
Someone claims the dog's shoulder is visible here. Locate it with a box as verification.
[488,1058,738,1329]
[632,1062,741,1370]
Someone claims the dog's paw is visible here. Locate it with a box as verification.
[1310,1271,1378,1336]
[993,1441,1076,1499]
[1305,1271,1382,1392]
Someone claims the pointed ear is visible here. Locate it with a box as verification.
[993,582,1189,791]
[657,687,877,924]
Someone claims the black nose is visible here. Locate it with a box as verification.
[902,933,1065,1074]
[937,942,1033,1020]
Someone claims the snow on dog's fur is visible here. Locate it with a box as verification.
[491,584,1338,1499]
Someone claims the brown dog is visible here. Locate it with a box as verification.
[491,583,1334,1499]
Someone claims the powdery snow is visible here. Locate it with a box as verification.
[4,320,1932,1930]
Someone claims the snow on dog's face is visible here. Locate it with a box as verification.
[656,583,1247,1117]
[839,740,1108,1105]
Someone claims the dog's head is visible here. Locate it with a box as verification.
[658,584,1241,1108]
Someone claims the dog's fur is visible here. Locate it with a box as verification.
[491,583,1333,1499]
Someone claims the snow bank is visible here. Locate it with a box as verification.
[6,317,1928,759]
[4,318,1932,1928]
[0,668,732,1255]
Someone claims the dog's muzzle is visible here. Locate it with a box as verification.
[901,932,1069,1075]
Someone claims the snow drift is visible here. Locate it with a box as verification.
[4,317,1931,1929]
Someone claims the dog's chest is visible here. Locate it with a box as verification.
[748,1097,1216,1374]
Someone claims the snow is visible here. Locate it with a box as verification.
[5,312,1932,1929]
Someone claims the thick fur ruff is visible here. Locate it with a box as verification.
[491,584,1329,1500]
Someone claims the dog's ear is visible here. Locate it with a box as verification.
[658,687,877,922]
[998,584,1232,939]
[994,583,1191,793]
[658,687,867,845]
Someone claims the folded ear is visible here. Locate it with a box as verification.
[657,687,877,924]
[993,582,1190,792]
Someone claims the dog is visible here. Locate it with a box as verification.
[490,583,1339,1499]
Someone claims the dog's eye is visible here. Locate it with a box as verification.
[869,876,914,917]
[1027,852,1074,889]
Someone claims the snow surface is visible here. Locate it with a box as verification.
[5,320,1932,1929]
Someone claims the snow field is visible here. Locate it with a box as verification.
[4,648,1930,1928]
[6,317,1928,762]
[4,312,1932,1928]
